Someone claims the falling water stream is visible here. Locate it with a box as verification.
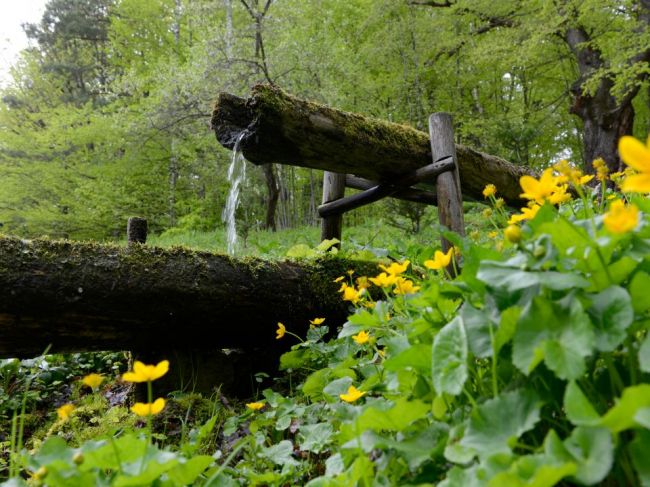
[222,132,247,256]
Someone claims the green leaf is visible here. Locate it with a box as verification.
[260,440,299,467]
[513,297,594,379]
[167,456,213,485]
[640,333,650,373]
[487,455,576,487]
[432,317,468,396]
[599,385,650,433]
[477,261,589,293]
[383,344,431,374]
[461,301,496,358]
[280,349,310,370]
[589,256,638,292]
[587,285,634,352]
[630,430,650,487]
[564,427,613,485]
[298,423,334,454]
[635,408,650,429]
[630,271,650,314]
[495,306,520,354]
[460,389,542,459]
[376,424,448,471]
[316,238,340,252]
[564,382,600,426]
[286,243,317,259]
[302,369,332,401]
[355,397,429,432]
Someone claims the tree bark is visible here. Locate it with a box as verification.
[565,26,641,173]
[211,85,532,207]
[0,235,376,358]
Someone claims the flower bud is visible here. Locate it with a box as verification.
[504,225,522,243]
[73,451,85,465]
[34,466,48,480]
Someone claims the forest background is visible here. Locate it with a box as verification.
[1,0,650,243]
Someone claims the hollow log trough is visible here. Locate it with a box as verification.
[211,84,533,208]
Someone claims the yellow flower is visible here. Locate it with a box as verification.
[424,248,453,270]
[276,322,286,339]
[352,330,370,345]
[603,200,639,234]
[482,208,493,218]
[520,169,564,204]
[131,398,166,417]
[246,401,265,411]
[619,135,650,192]
[342,285,362,304]
[488,230,499,239]
[347,269,355,276]
[508,204,541,224]
[593,157,609,182]
[57,403,75,421]
[355,276,370,290]
[333,276,345,283]
[504,224,522,243]
[340,385,366,403]
[309,317,325,327]
[495,198,505,209]
[368,272,397,288]
[123,360,169,383]
[547,185,571,205]
[483,184,497,198]
[578,174,594,185]
[81,373,104,390]
[378,260,410,276]
[393,277,420,295]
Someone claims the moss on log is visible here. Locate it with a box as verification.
[211,85,532,207]
[0,235,376,358]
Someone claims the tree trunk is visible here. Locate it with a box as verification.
[0,235,376,358]
[211,85,532,207]
[566,27,638,173]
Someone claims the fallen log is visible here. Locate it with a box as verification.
[0,236,375,358]
[211,85,532,207]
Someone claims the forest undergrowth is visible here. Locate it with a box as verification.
[2,137,650,486]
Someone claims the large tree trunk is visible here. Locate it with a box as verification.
[211,85,532,207]
[0,235,375,358]
[566,27,640,173]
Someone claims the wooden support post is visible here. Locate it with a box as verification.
[429,113,465,276]
[320,171,346,244]
[127,217,148,245]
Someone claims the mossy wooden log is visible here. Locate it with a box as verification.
[0,235,375,358]
[211,85,533,207]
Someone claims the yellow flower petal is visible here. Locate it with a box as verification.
[246,401,265,411]
[131,398,166,416]
[619,136,650,173]
[57,403,75,421]
[81,373,104,390]
[339,385,366,403]
[276,322,286,339]
[621,173,650,193]
[603,200,639,234]
[352,330,370,345]
[309,317,326,326]
[424,248,453,270]
[378,260,410,276]
[123,360,169,383]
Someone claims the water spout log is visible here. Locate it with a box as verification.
[0,235,376,358]
[211,85,532,207]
